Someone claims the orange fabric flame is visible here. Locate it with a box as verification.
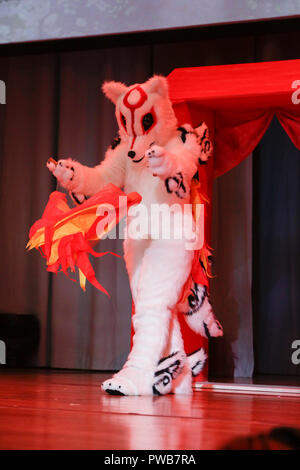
[27,184,142,296]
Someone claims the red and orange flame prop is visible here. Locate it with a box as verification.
[27,184,141,295]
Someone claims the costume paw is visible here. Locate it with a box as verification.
[101,377,128,396]
[146,145,175,178]
[146,144,165,159]
[153,351,186,395]
[47,158,84,193]
[101,366,153,396]
[49,159,74,184]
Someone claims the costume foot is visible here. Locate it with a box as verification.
[173,348,207,394]
[187,347,207,377]
[173,363,193,395]
[153,351,186,395]
[101,366,154,396]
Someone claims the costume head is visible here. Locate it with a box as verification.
[102,76,178,162]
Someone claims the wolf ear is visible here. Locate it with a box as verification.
[144,75,169,97]
[102,81,127,104]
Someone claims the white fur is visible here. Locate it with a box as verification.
[101,237,194,395]
[48,76,216,395]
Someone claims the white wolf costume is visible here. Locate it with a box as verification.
[48,76,222,395]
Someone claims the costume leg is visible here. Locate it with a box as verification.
[153,312,193,395]
[122,237,150,301]
[102,237,194,395]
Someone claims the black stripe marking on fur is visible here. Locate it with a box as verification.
[153,373,172,395]
[191,361,205,377]
[154,360,180,378]
[186,284,208,315]
[187,347,204,357]
[111,137,121,150]
[105,389,125,396]
[165,178,173,194]
[203,322,211,339]
[177,126,189,143]
[72,192,83,205]
[200,128,207,145]
[152,385,162,396]
[157,351,178,366]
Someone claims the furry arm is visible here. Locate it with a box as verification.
[48,142,127,197]
[146,141,199,196]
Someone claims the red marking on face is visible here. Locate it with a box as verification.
[123,86,147,110]
[121,86,157,150]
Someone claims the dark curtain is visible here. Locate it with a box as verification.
[253,116,300,376]
[0,54,59,366]
[251,31,300,376]
[210,156,254,377]
[0,47,152,369]
[0,23,299,375]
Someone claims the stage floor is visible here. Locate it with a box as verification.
[0,369,299,450]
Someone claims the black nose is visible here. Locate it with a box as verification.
[128,151,136,159]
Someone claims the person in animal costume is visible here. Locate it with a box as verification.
[47,75,222,395]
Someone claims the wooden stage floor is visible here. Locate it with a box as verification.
[0,369,299,450]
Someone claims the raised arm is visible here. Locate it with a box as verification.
[47,139,127,200]
[145,133,198,200]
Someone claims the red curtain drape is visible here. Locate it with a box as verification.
[167,59,300,379]
[168,59,300,178]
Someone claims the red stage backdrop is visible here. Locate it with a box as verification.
[167,59,300,380]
